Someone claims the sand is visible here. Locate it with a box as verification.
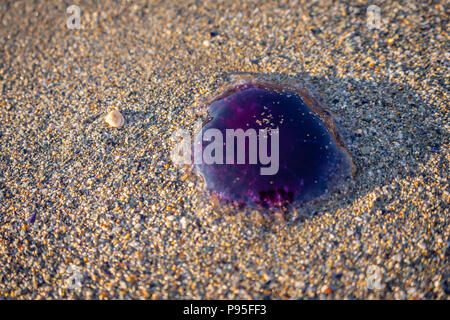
[0,0,448,299]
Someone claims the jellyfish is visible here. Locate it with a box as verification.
[193,77,354,207]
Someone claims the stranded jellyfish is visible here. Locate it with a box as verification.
[193,77,354,207]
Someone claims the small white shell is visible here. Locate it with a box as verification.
[105,110,125,128]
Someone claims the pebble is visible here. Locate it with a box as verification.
[361,146,371,155]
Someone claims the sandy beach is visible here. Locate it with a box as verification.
[0,0,448,299]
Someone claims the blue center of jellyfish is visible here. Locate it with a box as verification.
[194,84,352,207]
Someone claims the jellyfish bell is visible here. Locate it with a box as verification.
[193,76,355,208]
